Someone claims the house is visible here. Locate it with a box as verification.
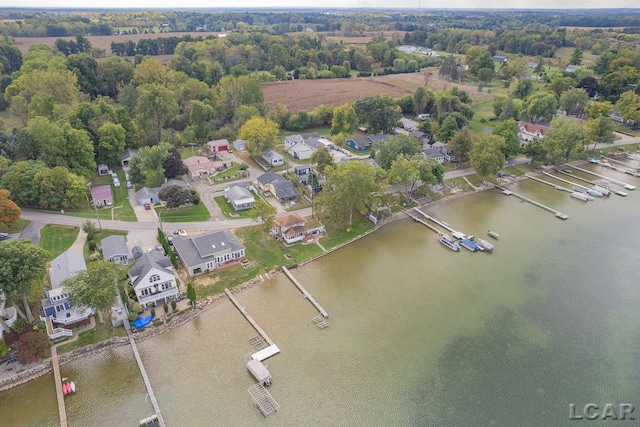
[183,156,217,179]
[565,65,581,73]
[256,173,299,202]
[91,185,113,208]
[410,130,429,145]
[304,137,334,150]
[162,179,189,191]
[225,186,255,211]
[207,139,230,154]
[399,118,419,132]
[100,235,130,265]
[284,135,305,150]
[518,121,548,143]
[432,142,455,162]
[42,252,93,329]
[368,134,390,145]
[272,213,307,244]
[136,187,160,205]
[262,150,284,167]
[423,147,445,163]
[294,165,312,176]
[121,148,139,169]
[493,55,508,64]
[232,139,246,152]
[346,137,373,152]
[172,231,246,277]
[98,164,110,176]
[128,251,178,308]
[399,45,417,53]
[287,142,315,160]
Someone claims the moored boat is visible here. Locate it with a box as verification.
[586,188,603,197]
[476,239,494,252]
[459,238,479,252]
[487,229,499,239]
[438,233,460,252]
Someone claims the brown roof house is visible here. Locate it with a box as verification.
[518,121,548,143]
[272,213,308,244]
[183,156,221,179]
[91,185,113,208]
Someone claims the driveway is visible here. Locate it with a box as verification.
[19,220,47,245]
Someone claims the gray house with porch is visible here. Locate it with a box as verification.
[172,231,246,277]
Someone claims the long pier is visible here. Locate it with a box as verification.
[600,160,639,177]
[555,169,627,196]
[566,164,636,190]
[281,266,328,318]
[495,185,568,220]
[127,329,166,427]
[541,172,593,192]
[526,174,572,193]
[402,209,440,234]
[414,209,457,234]
[601,155,638,169]
[224,289,274,346]
[50,346,67,427]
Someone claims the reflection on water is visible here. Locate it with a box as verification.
[1,170,639,426]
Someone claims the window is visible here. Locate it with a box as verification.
[149,274,160,283]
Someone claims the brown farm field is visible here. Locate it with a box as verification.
[287,30,407,45]
[13,31,221,55]
[263,70,495,113]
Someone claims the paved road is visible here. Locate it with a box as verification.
[19,220,47,245]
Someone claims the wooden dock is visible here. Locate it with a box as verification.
[282,266,328,319]
[555,169,627,196]
[599,157,639,176]
[413,209,460,235]
[50,346,67,427]
[601,155,638,169]
[224,288,275,346]
[495,185,568,220]
[565,164,636,190]
[402,209,440,234]
[526,174,572,193]
[248,383,280,417]
[127,329,166,427]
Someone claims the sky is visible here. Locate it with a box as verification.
[1,1,638,10]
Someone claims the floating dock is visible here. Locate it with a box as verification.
[495,185,568,220]
[251,345,281,362]
[414,209,467,239]
[555,169,627,196]
[599,157,639,176]
[402,209,441,234]
[248,383,280,417]
[541,172,604,196]
[281,266,328,320]
[224,288,275,347]
[565,164,636,190]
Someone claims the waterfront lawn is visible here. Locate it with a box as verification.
[39,225,79,259]
[156,203,210,222]
[214,195,253,219]
[319,214,374,250]
[0,219,30,233]
[57,317,127,354]
[283,242,323,262]
[84,229,128,260]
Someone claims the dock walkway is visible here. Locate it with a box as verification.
[281,266,328,318]
[495,185,568,220]
[50,345,67,427]
[565,164,636,190]
[224,289,275,346]
[526,174,572,193]
[127,329,166,427]
[402,209,440,234]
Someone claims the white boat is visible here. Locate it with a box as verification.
[476,239,494,252]
[487,230,499,239]
[570,192,593,202]
[439,233,460,252]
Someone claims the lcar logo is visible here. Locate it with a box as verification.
[569,403,635,421]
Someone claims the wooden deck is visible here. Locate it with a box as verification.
[224,288,275,346]
[565,164,636,190]
[495,185,568,220]
[281,266,328,319]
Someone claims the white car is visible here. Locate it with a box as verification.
[113,178,120,187]
[417,114,430,120]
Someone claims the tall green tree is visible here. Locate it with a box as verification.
[354,95,401,134]
[127,156,145,185]
[616,91,640,124]
[310,145,334,177]
[187,282,196,308]
[584,116,615,151]
[470,134,506,181]
[0,239,50,323]
[249,198,277,247]
[449,126,474,163]
[413,86,432,115]
[140,141,171,186]
[559,88,589,116]
[0,160,48,207]
[374,134,422,169]
[494,119,521,158]
[136,83,178,142]
[436,115,459,143]
[238,117,279,157]
[388,154,442,204]
[542,116,585,165]
[569,48,583,66]
[525,92,559,123]
[33,166,87,209]
[330,103,357,136]
[97,122,126,165]
[63,261,123,324]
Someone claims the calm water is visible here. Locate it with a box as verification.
[1,164,639,426]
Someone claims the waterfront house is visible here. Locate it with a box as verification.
[272,213,308,244]
[262,150,284,167]
[423,147,445,163]
[225,185,256,211]
[121,148,139,169]
[128,251,178,308]
[207,139,230,154]
[100,235,130,265]
[256,173,299,203]
[91,185,113,208]
[172,231,246,277]
[518,121,548,143]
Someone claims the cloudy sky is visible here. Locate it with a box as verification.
[2,1,638,9]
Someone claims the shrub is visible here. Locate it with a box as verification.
[12,318,28,334]
[151,308,155,317]
[88,239,98,252]
[192,195,200,205]
[0,338,10,357]
[163,302,168,313]
[171,300,176,311]
[16,331,49,364]
[128,312,139,322]
[131,303,143,314]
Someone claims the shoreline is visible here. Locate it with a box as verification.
[0,182,495,392]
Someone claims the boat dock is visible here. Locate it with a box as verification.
[413,209,459,235]
[599,157,639,176]
[541,171,605,195]
[402,209,441,234]
[495,185,568,220]
[248,383,280,417]
[526,174,572,193]
[601,155,638,169]
[281,266,328,320]
[50,345,67,427]
[555,169,627,196]
[225,288,275,347]
[566,164,636,190]
[127,329,166,427]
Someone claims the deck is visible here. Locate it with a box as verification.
[495,185,568,220]
[281,266,328,319]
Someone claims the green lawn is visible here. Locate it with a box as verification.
[84,229,128,260]
[282,242,323,262]
[0,219,30,233]
[39,225,79,259]
[214,195,254,219]
[57,317,128,354]
[156,203,210,222]
[67,171,136,222]
[180,146,204,159]
[319,214,375,250]
[469,101,498,133]
[210,163,250,183]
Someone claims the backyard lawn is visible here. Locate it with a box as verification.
[156,203,210,222]
[469,101,498,133]
[214,195,254,219]
[39,225,79,259]
[57,318,127,354]
[319,214,375,249]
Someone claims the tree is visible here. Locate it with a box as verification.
[187,282,196,308]
[238,117,279,157]
[330,103,357,136]
[577,76,598,98]
[136,83,178,142]
[16,331,49,364]
[388,154,442,204]
[449,126,474,163]
[523,140,548,162]
[0,239,50,323]
[584,115,615,151]
[525,92,559,123]
[510,78,534,99]
[494,119,521,158]
[585,101,614,120]
[33,166,87,209]
[559,88,589,116]
[569,48,583,66]
[316,160,383,227]
[354,95,401,134]
[164,148,185,179]
[159,185,193,208]
[436,115,459,143]
[0,188,20,228]
[413,86,432,115]
[310,145,334,177]
[127,156,145,185]
[99,56,134,99]
[63,261,122,324]
[470,134,506,181]
[616,91,640,124]
[543,116,586,165]
[140,141,171,186]
[97,122,126,165]
[374,134,422,169]
[0,160,48,207]
[249,198,277,246]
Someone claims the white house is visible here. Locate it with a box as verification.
[262,150,284,167]
[172,231,246,277]
[225,185,256,211]
[423,147,445,163]
[518,121,548,143]
[101,235,130,265]
[128,251,178,308]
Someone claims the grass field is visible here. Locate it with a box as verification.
[469,101,498,133]
[155,203,210,222]
[39,225,79,259]
[57,319,127,354]
[214,195,253,219]
[319,214,375,250]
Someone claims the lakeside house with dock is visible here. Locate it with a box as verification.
[172,231,246,277]
[128,251,178,308]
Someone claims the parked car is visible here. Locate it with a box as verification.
[0,232,9,241]
[144,203,151,210]
[167,235,174,246]
[126,181,133,189]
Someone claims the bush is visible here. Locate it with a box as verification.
[150,308,155,316]
[0,338,10,357]
[131,303,143,314]
[88,239,98,252]
[163,302,169,313]
[171,300,176,311]
[12,318,28,334]
[128,312,139,322]
[17,331,49,364]
[192,195,200,205]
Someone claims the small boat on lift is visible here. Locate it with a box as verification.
[487,230,499,239]
[476,238,494,252]
[439,233,460,252]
